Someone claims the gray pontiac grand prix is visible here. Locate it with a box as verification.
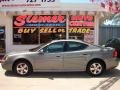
[1,40,119,76]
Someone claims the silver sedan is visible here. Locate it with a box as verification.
[1,40,119,76]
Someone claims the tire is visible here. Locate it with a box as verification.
[13,61,33,76]
[86,61,105,76]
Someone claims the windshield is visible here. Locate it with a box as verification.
[29,41,52,52]
[29,43,46,52]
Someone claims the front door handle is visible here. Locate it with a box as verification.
[82,54,88,55]
[56,56,60,57]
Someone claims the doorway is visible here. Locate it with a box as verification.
[0,26,5,54]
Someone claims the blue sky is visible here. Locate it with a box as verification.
[60,0,90,3]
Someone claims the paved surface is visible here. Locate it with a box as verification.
[0,65,120,90]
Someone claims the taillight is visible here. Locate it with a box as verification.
[113,50,118,57]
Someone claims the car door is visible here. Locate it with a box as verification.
[35,41,65,70]
[63,41,89,71]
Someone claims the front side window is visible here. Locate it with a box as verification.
[66,41,88,51]
[43,42,65,53]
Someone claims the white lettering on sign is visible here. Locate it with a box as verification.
[0,0,59,8]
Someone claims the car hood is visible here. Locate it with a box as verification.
[6,51,36,56]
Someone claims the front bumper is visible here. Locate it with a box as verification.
[0,59,6,63]
[0,56,4,63]
[0,60,2,63]
[1,59,13,71]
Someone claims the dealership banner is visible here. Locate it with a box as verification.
[69,15,94,34]
[0,0,60,8]
[13,15,66,35]
[69,15,95,44]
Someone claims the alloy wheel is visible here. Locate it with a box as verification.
[90,63,102,75]
[16,63,29,75]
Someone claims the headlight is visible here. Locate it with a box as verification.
[1,55,9,63]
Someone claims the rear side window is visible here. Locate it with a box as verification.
[66,41,88,51]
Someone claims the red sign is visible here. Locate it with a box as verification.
[13,15,66,27]
[13,15,66,34]
[69,15,94,27]
[69,15,94,34]
[70,15,94,21]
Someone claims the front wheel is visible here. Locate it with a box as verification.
[86,61,105,76]
[13,61,33,76]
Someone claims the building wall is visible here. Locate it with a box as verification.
[99,26,120,45]
[0,11,100,53]
[0,12,38,53]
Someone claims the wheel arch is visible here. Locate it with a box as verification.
[86,58,106,70]
[12,58,33,71]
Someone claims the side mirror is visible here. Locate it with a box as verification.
[39,49,44,55]
[102,45,105,47]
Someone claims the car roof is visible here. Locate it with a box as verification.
[51,39,89,45]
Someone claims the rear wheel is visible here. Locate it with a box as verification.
[86,61,105,76]
[13,61,33,76]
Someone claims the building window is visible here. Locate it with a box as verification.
[13,15,95,45]
[0,26,5,53]
[13,15,66,45]
[40,28,66,43]
[13,28,39,44]
[69,15,95,44]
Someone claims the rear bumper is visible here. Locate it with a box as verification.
[106,58,119,70]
